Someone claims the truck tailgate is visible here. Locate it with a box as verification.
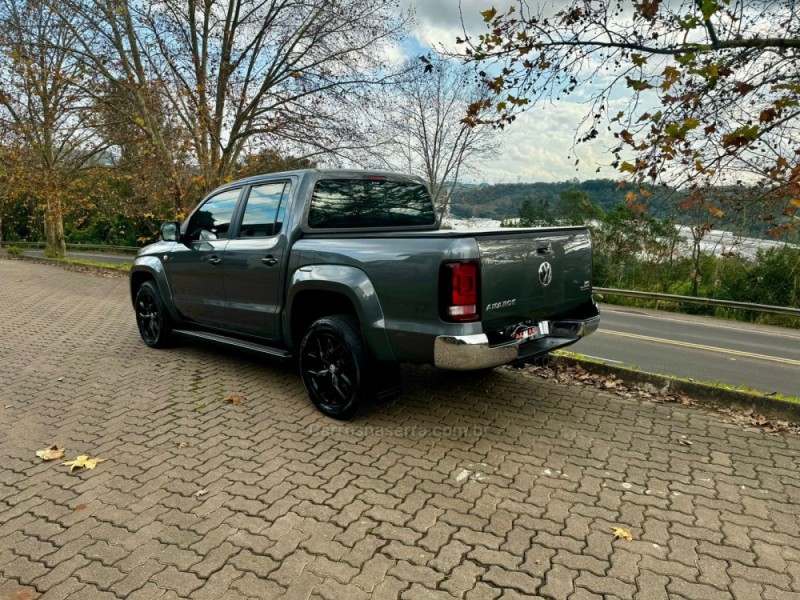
[477,228,593,331]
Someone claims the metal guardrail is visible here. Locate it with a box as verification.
[594,287,800,317]
[0,241,139,253]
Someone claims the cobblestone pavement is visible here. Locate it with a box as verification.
[1,259,799,600]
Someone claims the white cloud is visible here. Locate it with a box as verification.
[403,0,556,52]
[395,0,626,184]
[382,41,407,68]
[469,101,627,184]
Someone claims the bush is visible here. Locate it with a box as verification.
[4,246,24,255]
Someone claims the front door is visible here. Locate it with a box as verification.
[167,188,241,327]
[222,181,292,339]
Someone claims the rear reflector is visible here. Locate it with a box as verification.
[440,260,480,322]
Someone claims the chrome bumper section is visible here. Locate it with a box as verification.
[434,304,600,371]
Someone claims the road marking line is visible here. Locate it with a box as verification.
[600,306,800,340]
[577,354,624,365]
[598,329,800,367]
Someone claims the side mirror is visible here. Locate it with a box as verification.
[160,222,180,242]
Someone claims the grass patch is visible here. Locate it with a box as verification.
[4,246,24,255]
[698,380,800,404]
[64,258,132,271]
[596,294,800,329]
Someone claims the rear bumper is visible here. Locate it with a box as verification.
[434,302,600,371]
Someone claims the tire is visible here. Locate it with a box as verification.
[134,281,174,348]
[299,315,370,420]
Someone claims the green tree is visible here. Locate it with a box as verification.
[747,246,800,308]
[518,198,555,227]
[556,189,604,226]
[595,205,680,290]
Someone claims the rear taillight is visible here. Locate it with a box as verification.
[440,260,480,322]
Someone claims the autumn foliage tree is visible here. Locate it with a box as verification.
[461,0,800,235]
[51,0,410,211]
[0,0,104,257]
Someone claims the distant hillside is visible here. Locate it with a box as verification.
[450,180,794,242]
[450,179,646,220]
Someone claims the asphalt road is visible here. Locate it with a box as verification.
[580,304,800,398]
[5,248,798,396]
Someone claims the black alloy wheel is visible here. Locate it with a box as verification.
[135,281,173,348]
[299,315,369,420]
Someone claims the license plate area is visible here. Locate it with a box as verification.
[487,319,549,346]
[512,324,538,341]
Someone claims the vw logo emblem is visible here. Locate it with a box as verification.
[539,261,553,286]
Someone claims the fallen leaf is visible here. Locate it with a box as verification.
[521,360,800,436]
[74,504,88,512]
[57,377,64,382]
[62,455,106,473]
[7,585,37,600]
[678,438,693,446]
[193,488,208,498]
[36,445,65,461]
[612,526,633,541]
[223,394,246,406]
[176,442,189,449]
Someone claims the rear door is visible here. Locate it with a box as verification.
[477,228,593,331]
[167,188,240,327]
[221,180,292,340]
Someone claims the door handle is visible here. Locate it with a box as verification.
[208,255,222,265]
[261,256,279,266]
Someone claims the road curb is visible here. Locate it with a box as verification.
[552,355,800,423]
[0,253,128,278]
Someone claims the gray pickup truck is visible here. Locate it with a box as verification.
[131,169,599,418]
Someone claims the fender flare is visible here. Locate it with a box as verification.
[285,265,396,363]
[130,259,180,322]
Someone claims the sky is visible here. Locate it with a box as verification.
[395,0,623,185]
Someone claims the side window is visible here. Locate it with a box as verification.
[187,189,240,241]
[239,182,290,238]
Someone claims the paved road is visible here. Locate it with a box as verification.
[580,305,800,398]
[1,259,800,600]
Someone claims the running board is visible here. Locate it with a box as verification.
[174,329,292,360]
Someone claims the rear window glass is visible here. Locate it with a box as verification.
[308,179,436,229]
